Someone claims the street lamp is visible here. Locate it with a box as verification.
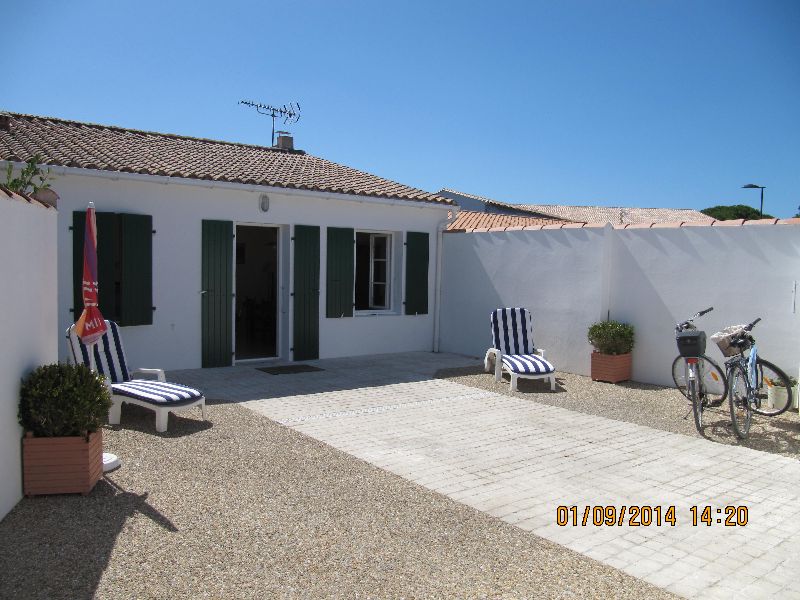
[742,184,765,218]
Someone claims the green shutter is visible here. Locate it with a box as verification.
[404,231,429,315]
[95,212,119,322]
[293,225,320,360]
[202,220,233,368]
[326,227,354,318]
[72,211,86,317]
[119,213,153,326]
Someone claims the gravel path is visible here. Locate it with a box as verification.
[435,367,800,458]
[0,402,674,600]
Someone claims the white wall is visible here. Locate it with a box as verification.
[439,227,609,374]
[0,196,57,521]
[51,171,449,369]
[440,224,800,386]
[610,225,800,386]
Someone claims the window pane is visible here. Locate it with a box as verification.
[372,283,386,307]
[373,235,387,259]
[355,233,370,310]
[373,260,386,284]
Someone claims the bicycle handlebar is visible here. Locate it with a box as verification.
[744,317,761,332]
[676,307,714,332]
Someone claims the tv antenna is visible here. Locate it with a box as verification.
[239,99,301,146]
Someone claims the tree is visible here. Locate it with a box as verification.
[701,205,774,220]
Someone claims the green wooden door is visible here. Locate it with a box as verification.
[202,220,233,368]
[293,225,320,361]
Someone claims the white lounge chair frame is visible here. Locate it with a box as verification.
[484,308,556,392]
[67,321,206,432]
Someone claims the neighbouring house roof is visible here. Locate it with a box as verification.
[438,188,547,216]
[438,188,714,224]
[0,112,453,206]
[447,210,567,231]
[517,204,713,225]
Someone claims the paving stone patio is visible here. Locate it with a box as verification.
[173,352,800,599]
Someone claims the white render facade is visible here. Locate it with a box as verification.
[50,168,452,370]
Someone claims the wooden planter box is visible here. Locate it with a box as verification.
[591,352,632,383]
[22,430,103,496]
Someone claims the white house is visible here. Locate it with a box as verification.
[0,113,456,370]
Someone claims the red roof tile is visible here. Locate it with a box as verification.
[0,113,452,206]
[447,210,567,232]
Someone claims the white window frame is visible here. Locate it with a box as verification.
[355,231,393,313]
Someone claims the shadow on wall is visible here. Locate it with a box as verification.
[438,229,606,375]
[0,476,176,600]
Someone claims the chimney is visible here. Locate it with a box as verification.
[275,131,294,151]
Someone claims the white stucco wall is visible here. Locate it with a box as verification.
[0,197,57,521]
[610,225,800,386]
[438,227,609,374]
[440,224,800,387]
[50,170,450,370]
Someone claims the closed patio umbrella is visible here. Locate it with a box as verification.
[74,202,119,472]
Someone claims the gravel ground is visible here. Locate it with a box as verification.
[0,402,674,600]
[435,366,800,458]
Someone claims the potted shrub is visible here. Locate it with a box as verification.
[588,320,635,383]
[18,363,112,496]
[767,375,798,411]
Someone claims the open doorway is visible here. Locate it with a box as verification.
[235,225,278,359]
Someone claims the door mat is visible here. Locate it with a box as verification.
[256,365,324,375]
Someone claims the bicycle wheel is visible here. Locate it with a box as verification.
[671,355,727,406]
[752,358,794,417]
[729,363,752,439]
[688,373,704,433]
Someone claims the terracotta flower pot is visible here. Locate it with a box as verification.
[591,351,632,383]
[22,430,103,496]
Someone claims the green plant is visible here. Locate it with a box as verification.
[701,205,774,221]
[4,154,52,195]
[587,320,635,355]
[18,363,111,437]
[787,375,798,387]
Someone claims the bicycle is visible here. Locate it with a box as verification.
[672,308,728,405]
[712,318,794,439]
[673,307,728,433]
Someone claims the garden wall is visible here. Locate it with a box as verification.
[440,221,800,388]
[0,190,58,521]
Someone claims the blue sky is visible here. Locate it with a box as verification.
[2,1,798,216]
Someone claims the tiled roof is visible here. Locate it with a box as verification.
[0,184,54,210]
[448,217,800,233]
[517,204,713,225]
[0,113,452,206]
[447,210,567,231]
[438,188,714,224]
[439,189,555,217]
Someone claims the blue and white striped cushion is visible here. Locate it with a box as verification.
[111,380,203,405]
[491,308,535,355]
[67,320,130,383]
[501,354,555,374]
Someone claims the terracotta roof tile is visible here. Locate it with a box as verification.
[519,203,713,224]
[0,184,54,209]
[0,113,452,206]
[446,210,567,232]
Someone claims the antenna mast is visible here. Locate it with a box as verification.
[239,99,301,146]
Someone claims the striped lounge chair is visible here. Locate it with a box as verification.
[484,308,556,391]
[67,321,206,433]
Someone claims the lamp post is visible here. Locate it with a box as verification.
[742,184,765,218]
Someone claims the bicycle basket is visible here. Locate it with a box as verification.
[710,325,749,357]
[676,330,706,357]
